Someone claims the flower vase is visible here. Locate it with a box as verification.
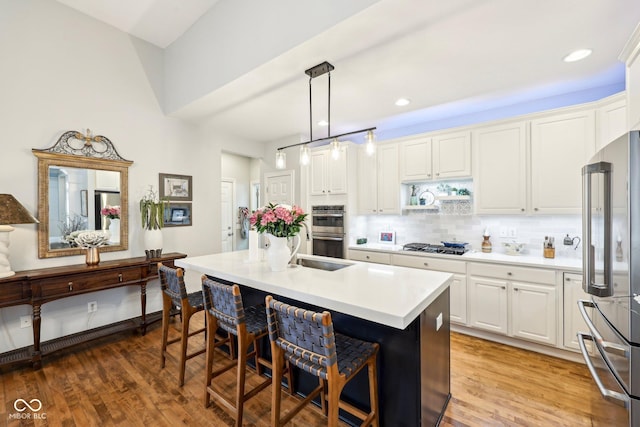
[86,247,100,266]
[144,228,163,259]
[266,234,300,272]
[108,218,120,244]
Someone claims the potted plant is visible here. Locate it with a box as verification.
[139,186,167,258]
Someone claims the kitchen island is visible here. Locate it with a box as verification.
[177,251,452,426]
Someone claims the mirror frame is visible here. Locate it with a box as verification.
[33,130,133,258]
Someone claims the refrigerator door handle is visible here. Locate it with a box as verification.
[582,162,613,297]
[577,333,629,408]
[577,300,628,358]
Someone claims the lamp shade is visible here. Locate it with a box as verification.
[0,194,39,225]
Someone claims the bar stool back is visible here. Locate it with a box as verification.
[265,295,380,427]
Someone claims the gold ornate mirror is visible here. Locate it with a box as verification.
[33,130,133,258]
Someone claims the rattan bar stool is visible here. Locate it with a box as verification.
[158,263,232,387]
[201,276,293,427]
[266,295,380,427]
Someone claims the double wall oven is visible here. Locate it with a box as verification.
[311,205,345,259]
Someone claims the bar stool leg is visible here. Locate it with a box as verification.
[368,358,380,427]
[160,297,171,369]
[178,308,191,386]
[270,346,284,427]
[203,315,217,408]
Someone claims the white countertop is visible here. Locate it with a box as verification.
[349,243,583,271]
[176,251,452,330]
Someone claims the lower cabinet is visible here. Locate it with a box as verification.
[391,254,467,324]
[563,272,590,351]
[468,263,557,346]
[348,249,391,265]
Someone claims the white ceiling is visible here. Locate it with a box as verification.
[55,0,640,144]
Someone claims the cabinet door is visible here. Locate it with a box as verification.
[473,122,528,214]
[432,131,471,179]
[468,276,508,334]
[530,110,595,214]
[357,147,378,214]
[400,138,432,181]
[309,150,327,195]
[450,273,467,325]
[510,281,557,346]
[597,97,627,150]
[376,143,400,214]
[563,273,592,351]
[327,145,347,194]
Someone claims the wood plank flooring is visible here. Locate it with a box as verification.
[0,313,616,426]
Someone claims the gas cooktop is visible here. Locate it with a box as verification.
[402,242,469,256]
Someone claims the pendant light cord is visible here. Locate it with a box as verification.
[327,71,331,137]
[308,76,313,142]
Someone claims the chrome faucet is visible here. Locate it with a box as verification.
[290,222,310,266]
[301,221,310,241]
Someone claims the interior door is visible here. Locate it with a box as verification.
[221,180,234,252]
[265,171,294,205]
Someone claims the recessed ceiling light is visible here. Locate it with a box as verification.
[395,98,411,106]
[317,120,328,126]
[563,49,592,63]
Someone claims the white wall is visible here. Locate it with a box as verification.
[0,0,259,353]
[221,152,252,250]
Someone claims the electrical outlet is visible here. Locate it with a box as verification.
[20,316,31,328]
[499,227,508,237]
[508,227,517,238]
[88,301,98,313]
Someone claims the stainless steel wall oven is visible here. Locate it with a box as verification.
[311,205,345,259]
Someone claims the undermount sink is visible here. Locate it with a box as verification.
[295,258,353,271]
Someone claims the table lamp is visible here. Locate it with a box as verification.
[0,194,39,278]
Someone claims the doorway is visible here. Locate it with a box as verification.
[220,179,235,252]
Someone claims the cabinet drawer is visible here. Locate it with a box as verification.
[392,254,466,274]
[348,250,391,265]
[0,280,30,307]
[468,262,555,284]
[35,267,142,298]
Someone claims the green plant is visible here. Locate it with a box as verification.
[139,186,167,230]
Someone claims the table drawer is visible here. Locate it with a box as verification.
[0,281,30,307]
[348,250,391,265]
[392,254,466,274]
[35,267,143,298]
[468,262,555,284]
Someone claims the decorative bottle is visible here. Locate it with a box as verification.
[616,236,623,262]
[481,229,492,253]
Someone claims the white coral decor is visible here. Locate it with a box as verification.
[74,231,110,248]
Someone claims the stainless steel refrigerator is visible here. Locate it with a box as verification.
[579,130,640,426]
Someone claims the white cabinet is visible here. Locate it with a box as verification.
[432,131,472,179]
[392,254,467,324]
[309,146,348,196]
[400,137,432,181]
[357,143,400,214]
[348,249,391,265]
[468,263,557,346]
[94,170,120,191]
[473,122,528,214]
[399,131,471,182]
[597,95,627,150]
[621,25,640,130]
[563,272,592,351]
[530,110,596,214]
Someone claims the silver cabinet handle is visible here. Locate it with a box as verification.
[366,255,370,259]
[582,161,613,297]
[501,286,506,290]
[513,288,519,291]
[577,300,628,357]
[507,272,512,276]
[521,208,525,212]
[423,262,429,267]
[577,333,629,408]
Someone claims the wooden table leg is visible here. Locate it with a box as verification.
[32,304,42,369]
[140,281,147,335]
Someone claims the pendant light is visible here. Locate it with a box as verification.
[275,61,376,167]
[365,130,376,155]
[299,145,310,165]
[275,151,286,169]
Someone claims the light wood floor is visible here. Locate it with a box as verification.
[0,313,615,426]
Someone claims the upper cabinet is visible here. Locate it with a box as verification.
[309,146,348,196]
[620,24,640,130]
[357,143,400,215]
[597,94,627,150]
[399,131,471,182]
[473,121,528,214]
[530,109,595,214]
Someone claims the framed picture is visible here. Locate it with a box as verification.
[80,190,88,217]
[159,173,192,201]
[378,231,396,244]
[164,203,192,227]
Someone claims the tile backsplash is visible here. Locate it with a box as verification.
[350,213,583,259]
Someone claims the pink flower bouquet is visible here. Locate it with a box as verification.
[249,203,307,238]
[100,205,120,219]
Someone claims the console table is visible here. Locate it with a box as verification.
[0,252,186,369]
